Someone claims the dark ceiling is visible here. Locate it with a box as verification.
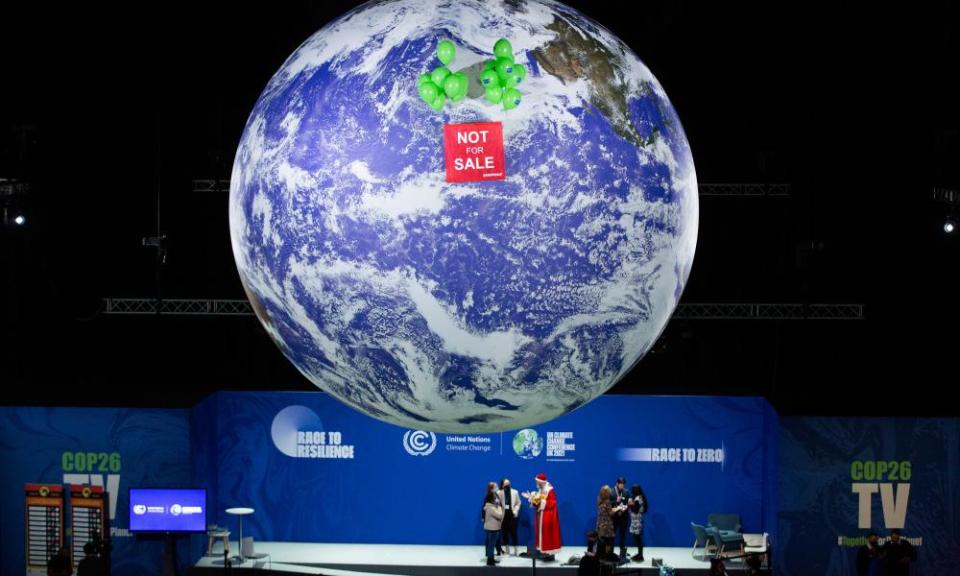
[1,1,957,416]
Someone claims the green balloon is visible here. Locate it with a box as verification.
[437,40,456,66]
[480,69,499,87]
[442,73,463,98]
[431,92,446,112]
[512,63,526,83]
[495,57,514,81]
[502,75,518,89]
[484,85,503,104]
[418,73,433,87]
[430,66,450,87]
[494,38,513,60]
[418,81,439,103]
[502,87,521,110]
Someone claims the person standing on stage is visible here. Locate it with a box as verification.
[497,478,521,556]
[855,532,882,576]
[596,485,615,558]
[492,480,505,557]
[524,473,562,560]
[882,529,916,576]
[482,484,504,567]
[611,477,629,561]
[628,483,648,562]
[481,481,501,556]
[482,481,497,518]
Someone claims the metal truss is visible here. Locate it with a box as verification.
[102,298,862,320]
[103,298,253,316]
[191,179,231,193]
[932,187,959,206]
[193,179,791,198]
[671,302,863,320]
[697,183,790,197]
[0,179,31,196]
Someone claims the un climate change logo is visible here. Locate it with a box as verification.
[513,429,543,459]
[403,430,437,456]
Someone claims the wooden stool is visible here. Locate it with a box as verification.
[206,529,230,556]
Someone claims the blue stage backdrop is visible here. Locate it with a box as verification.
[0,407,193,576]
[0,394,777,576]
[193,392,778,548]
[777,417,960,576]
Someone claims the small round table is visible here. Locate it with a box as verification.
[225,507,255,563]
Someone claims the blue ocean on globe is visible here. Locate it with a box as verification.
[229,0,699,432]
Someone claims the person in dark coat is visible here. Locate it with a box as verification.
[76,542,107,576]
[882,529,916,576]
[610,477,629,561]
[855,532,882,576]
[47,547,72,576]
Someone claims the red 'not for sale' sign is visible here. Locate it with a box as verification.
[443,122,505,182]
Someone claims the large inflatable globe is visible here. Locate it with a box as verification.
[229,0,698,433]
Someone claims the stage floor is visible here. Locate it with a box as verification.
[193,542,757,575]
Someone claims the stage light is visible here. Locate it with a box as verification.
[933,188,959,236]
[1,179,30,228]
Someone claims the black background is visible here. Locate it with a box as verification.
[1,2,957,415]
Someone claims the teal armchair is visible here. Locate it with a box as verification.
[690,522,716,560]
[705,525,744,558]
[707,513,742,533]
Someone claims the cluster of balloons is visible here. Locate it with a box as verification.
[417,38,525,112]
[480,38,525,110]
[417,40,469,112]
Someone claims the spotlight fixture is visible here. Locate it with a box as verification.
[932,188,960,236]
[1,178,30,228]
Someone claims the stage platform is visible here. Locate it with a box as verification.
[192,542,765,575]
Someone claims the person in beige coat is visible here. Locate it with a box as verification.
[483,484,505,566]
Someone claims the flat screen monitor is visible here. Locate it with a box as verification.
[128,488,206,533]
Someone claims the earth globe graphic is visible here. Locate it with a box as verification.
[513,429,544,459]
[229,0,698,433]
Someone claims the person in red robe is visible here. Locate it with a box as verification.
[530,473,561,559]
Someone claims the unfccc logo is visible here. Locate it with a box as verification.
[403,430,437,456]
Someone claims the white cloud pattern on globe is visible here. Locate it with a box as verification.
[229,0,699,432]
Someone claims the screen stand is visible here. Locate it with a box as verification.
[161,532,179,576]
